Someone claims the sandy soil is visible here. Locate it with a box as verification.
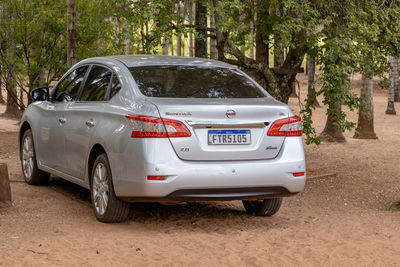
[1,77,400,266]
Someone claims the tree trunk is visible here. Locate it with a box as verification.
[209,0,218,59]
[0,77,4,104]
[395,64,400,102]
[0,163,11,203]
[67,0,77,68]
[194,0,207,58]
[0,9,3,105]
[162,36,169,55]
[386,56,397,115]
[5,76,19,116]
[4,9,20,116]
[140,23,145,52]
[255,15,269,66]
[319,103,346,142]
[176,4,182,56]
[354,75,377,139]
[189,0,194,57]
[170,37,174,56]
[19,88,24,112]
[319,82,346,142]
[273,36,284,68]
[307,55,320,107]
[124,35,130,55]
[176,35,181,56]
[249,18,254,60]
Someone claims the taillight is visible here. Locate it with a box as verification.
[147,176,165,180]
[267,115,302,137]
[125,114,191,138]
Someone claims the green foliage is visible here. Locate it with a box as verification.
[299,1,400,143]
[0,0,66,92]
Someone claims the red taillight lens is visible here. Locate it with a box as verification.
[293,172,305,177]
[125,114,191,138]
[147,176,165,180]
[267,115,302,137]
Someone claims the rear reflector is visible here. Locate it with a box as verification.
[125,114,191,138]
[267,115,302,137]
[293,172,305,177]
[147,176,165,180]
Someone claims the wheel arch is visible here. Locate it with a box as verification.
[20,121,31,144]
[19,121,32,160]
[87,144,107,184]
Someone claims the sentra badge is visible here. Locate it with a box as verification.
[165,112,192,116]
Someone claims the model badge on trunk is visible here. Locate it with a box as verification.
[165,112,192,116]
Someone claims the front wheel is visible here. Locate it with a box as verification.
[90,154,130,223]
[242,198,283,216]
[20,129,50,185]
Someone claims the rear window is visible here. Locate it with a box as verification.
[129,66,267,98]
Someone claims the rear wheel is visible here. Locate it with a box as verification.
[21,129,50,185]
[242,198,283,216]
[90,154,130,223]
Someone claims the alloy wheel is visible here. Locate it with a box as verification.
[92,162,109,216]
[22,135,34,179]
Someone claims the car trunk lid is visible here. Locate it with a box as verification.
[148,98,289,161]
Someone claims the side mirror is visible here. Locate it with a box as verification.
[30,87,49,101]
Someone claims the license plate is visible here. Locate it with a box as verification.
[208,130,251,145]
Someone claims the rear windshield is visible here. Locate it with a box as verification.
[129,66,267,98]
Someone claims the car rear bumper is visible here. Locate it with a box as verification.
[120,187,296,202]
[110,137,306,200]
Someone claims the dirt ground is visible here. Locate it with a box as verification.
[1,77,400,266]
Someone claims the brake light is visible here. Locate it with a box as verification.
[147,176,165,180]
[267,115,302,136]
[125,114,191,138]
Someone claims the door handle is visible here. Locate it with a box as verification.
[86,120,95,127]
[58,117,67,124]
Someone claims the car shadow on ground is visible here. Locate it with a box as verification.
[46,177,287,230]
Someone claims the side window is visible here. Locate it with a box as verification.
[55,66,88,102]
[109,74,122,99]
[80,66,112,101]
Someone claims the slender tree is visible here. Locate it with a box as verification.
[176,3,182,56]
[189,0,194,57]
[0,7,3,105]
[0,84,4,104]
[249,19,254,59]
[67,0,77,68]
[162,36,169,55]
[354,75,377,139]
[210,0,218,59]
[273,5,284,67]
[170,37,174,55]
[3,6,19,115]
[195,0,207,58]
[386,56,398,115]
[307,55,320,107]
[255,12,269,66]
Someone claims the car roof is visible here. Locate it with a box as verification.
[95,55,234,68]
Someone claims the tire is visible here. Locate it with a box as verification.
[20,129,50,185]
[242,198,283,216]
[90,154,130,223]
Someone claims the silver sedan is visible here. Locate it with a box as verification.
[20,55,306,222]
